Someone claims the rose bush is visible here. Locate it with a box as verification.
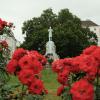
[52,45,100,100]
[6,48,48,100]
[0,18,14,35]
[0,18,13,99]
[0,18,48,99]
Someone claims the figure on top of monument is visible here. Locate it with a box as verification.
[48,27,53,41]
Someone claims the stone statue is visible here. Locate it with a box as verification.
[48,27,53,41]
[45,27,59,61]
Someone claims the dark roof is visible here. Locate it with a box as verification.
[81,20,98,27]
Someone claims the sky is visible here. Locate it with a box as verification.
[0,0,100,43]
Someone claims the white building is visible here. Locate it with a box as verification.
[82,20,100,46]
[0,32,18,56]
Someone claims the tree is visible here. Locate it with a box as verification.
[21,8,98,58]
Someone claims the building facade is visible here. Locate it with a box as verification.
[82,20,100,46]
[0,32,17,56]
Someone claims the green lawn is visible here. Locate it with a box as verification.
[42,68,60,92]
[42,68,61,100]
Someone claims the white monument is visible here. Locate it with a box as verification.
[45,27,59,61]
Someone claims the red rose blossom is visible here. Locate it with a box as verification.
[12,48,27,60]
[18,55,33,69]
[18,69,36,85]
[57,68,69,85]
[57,85,64,96]
[70,79,94,100]
[28,79,44,94]
[44,89,48,94]
[0,18,7,30]
[18,53,43,73]
[52,59,65,73]
[83,45,97,55]
[6,59,18,74]
[79,55,98,75]
[92,47,100,66]
[31,59,43,74]
[28,50,47,65]
[63,57,80,73]
[0,40,8,48]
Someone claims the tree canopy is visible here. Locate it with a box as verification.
[21,8,98,58]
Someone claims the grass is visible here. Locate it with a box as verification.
[42,68,60,92]
[42,68,62,100]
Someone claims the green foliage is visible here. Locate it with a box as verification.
[0,84,20,100]
[0,28,11,36]
[21,8,98,58]
[61,87,72,100]
[0,38,11,99]
[0,48,10,83]
[47,58,53,64]
[25,94,44,100]
[0,52,11,99]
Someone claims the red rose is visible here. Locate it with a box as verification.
[57,85,64,96]
[0,40,8,48]
[84,73,96,81]
[63,57,80,73]
[12,48,27,60]
[18,69,35,85]
[63,58,73,70]
[44,89,48,94]
[0,18,7,30]
[28,50,47,65]
[92,47,100,66]
[19,54,43,73]
[83,45,97,55]
[0,48,2,52]
[79,55,98,75]
[6,59,18,74]
[0,25,3,30]
[31,59,43,74]
[18,55,33,69]
[70,79,94,100]
[38,55,47,65]
[52,59,64,73]
[57,68,69,85]
[28,79,44,94]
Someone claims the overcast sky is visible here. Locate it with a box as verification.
[0,0,100,43]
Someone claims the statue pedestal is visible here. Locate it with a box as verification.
[45,41,59,61]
